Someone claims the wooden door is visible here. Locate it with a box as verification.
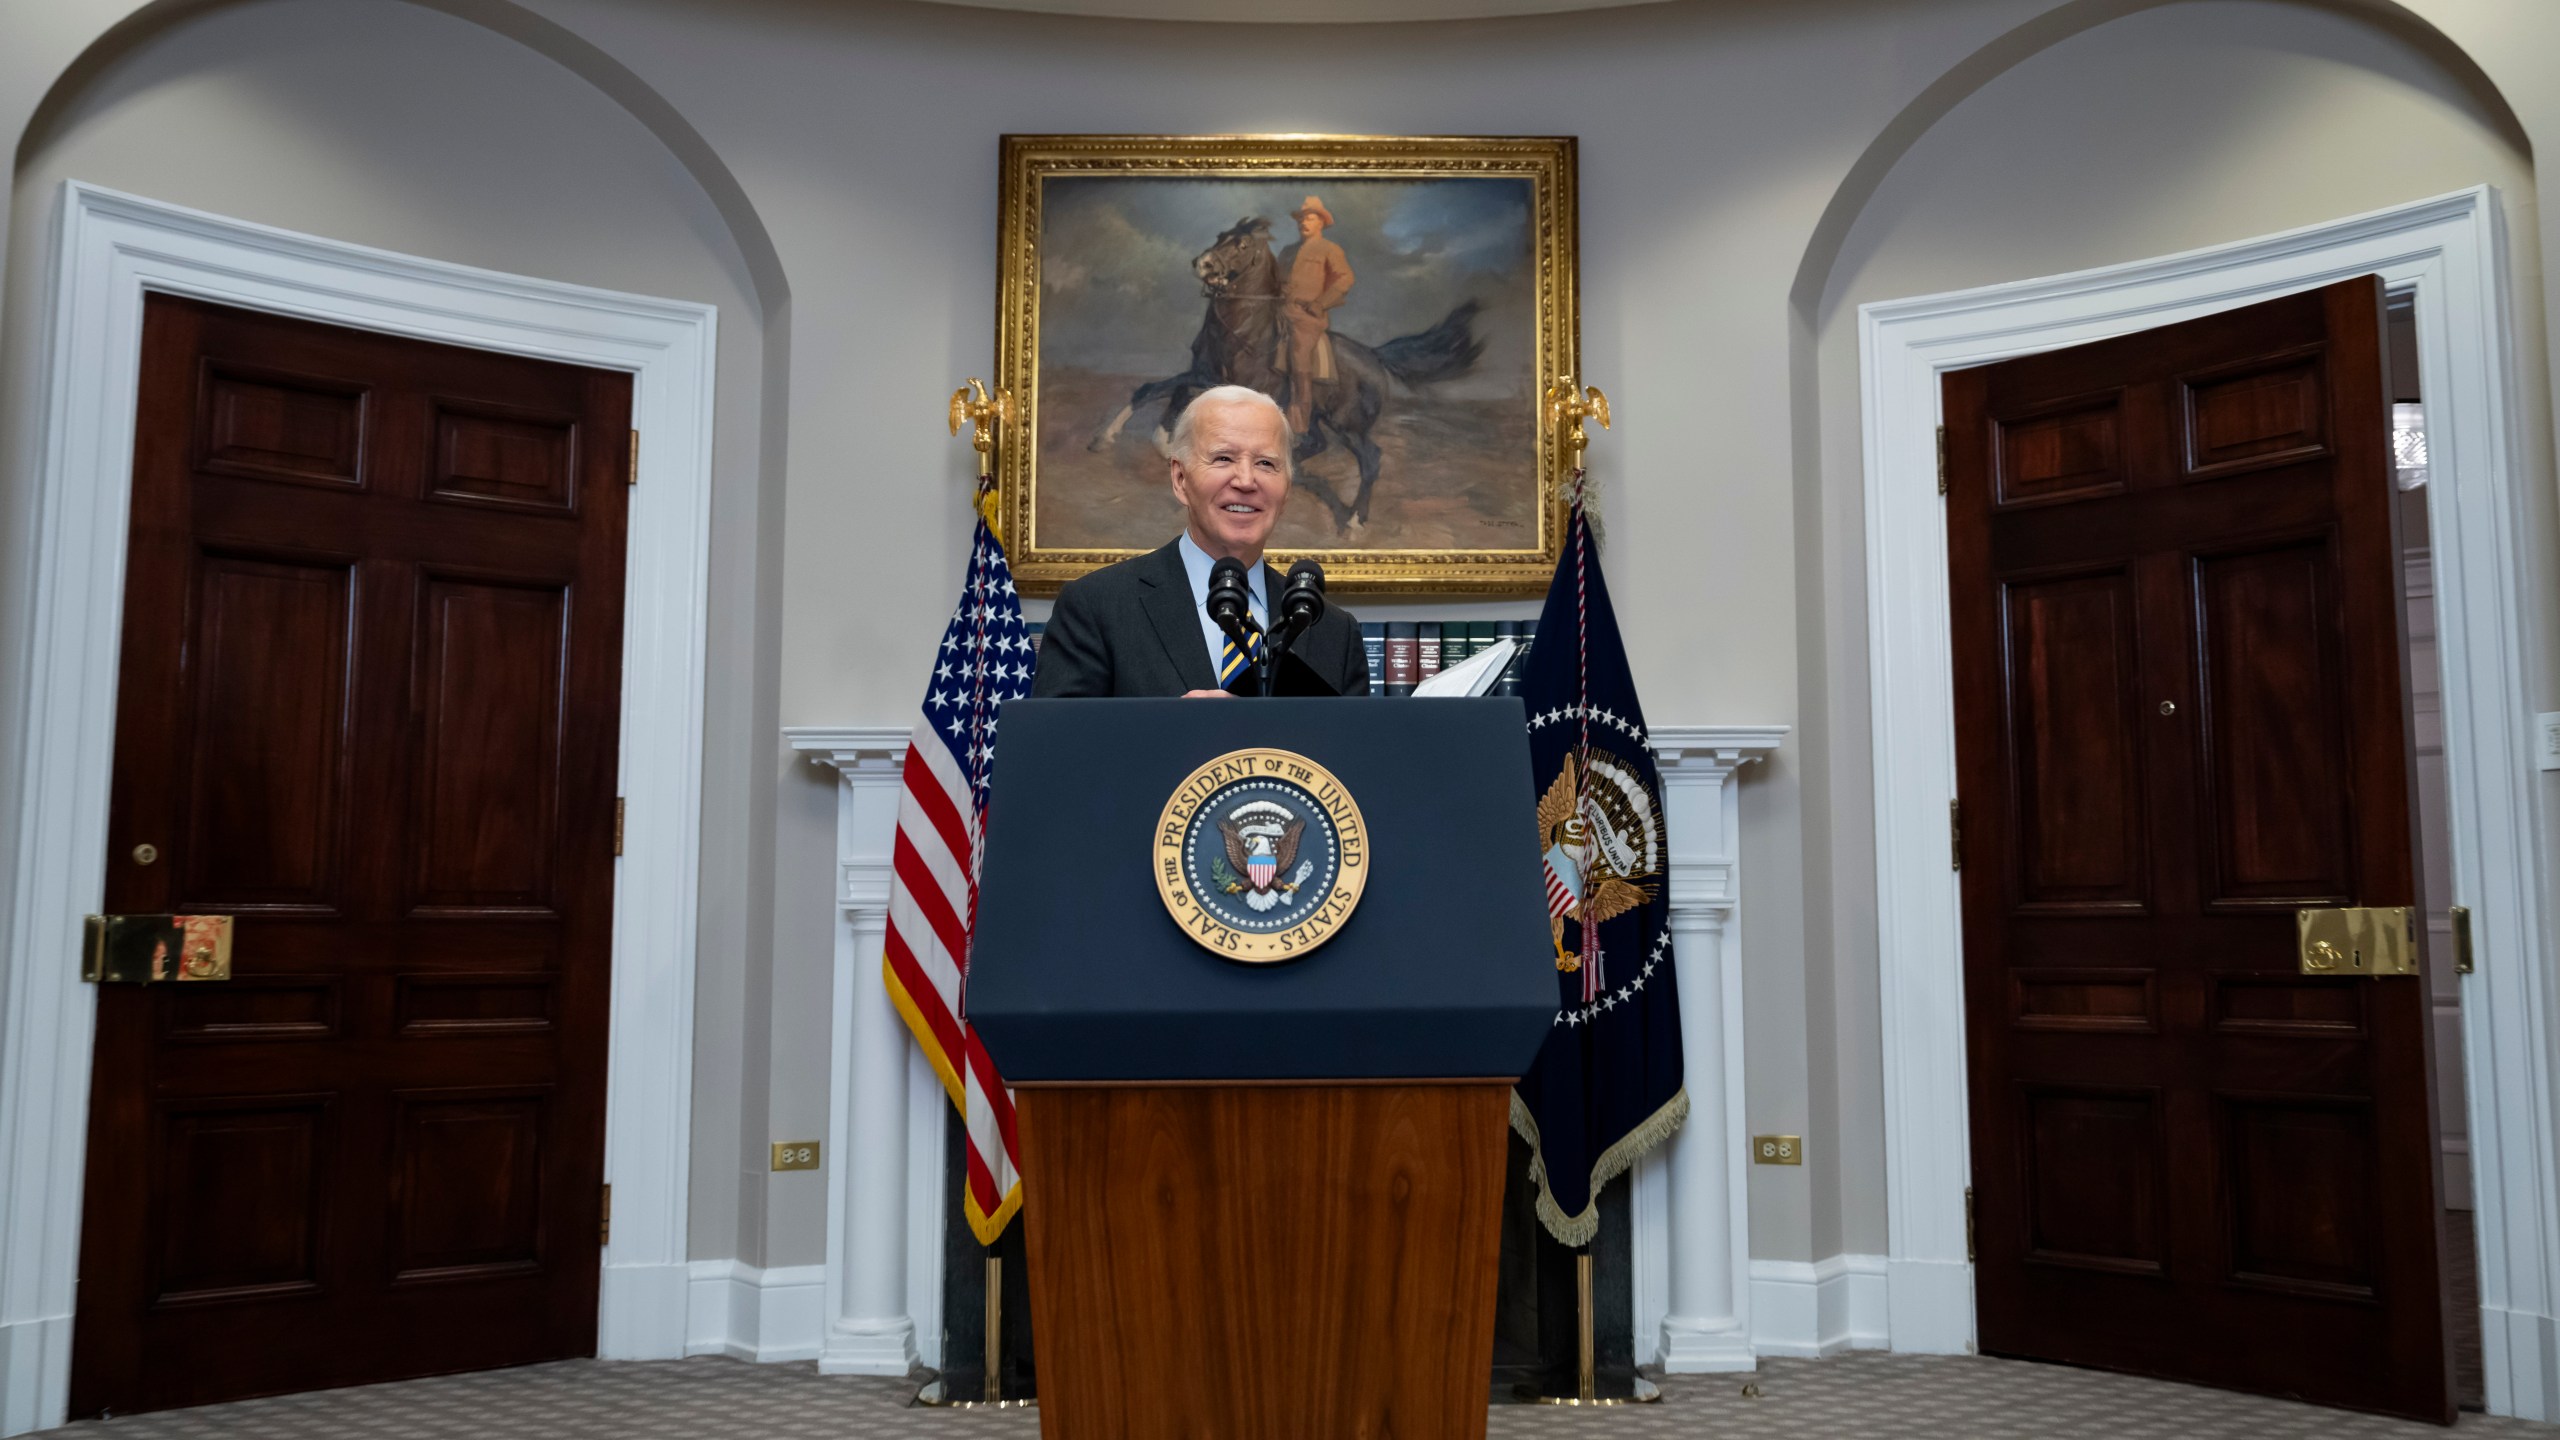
[71,296,631,1416]
[1946,277,2450,1421]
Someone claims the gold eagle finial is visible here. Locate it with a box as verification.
[1546,378,1612,474]
[947,378,1013,473]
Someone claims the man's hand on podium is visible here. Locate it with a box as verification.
[1181,689,1235,699]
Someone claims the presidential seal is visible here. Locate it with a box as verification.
[1154,747,1368,962]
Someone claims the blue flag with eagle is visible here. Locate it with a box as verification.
[1513,502,1685,1245]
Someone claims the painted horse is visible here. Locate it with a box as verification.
[1086,216,1484,533]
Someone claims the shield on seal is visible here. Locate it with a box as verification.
[1248,853,1277,890]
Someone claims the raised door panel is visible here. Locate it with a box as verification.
[2003,571,2148,911]
[2011,969,2156,1034]
[2183,349,2330,479]
[154,1097,332,1304]
[2019,1086,2168,1275]
[409,578,566,914]
[180,556,353,912]
[197,366,366,491]
[158,979,341,1044]
[394,973,558,1036]
[390,1090,548,1281]
[432,404,578,514]
[2222,1096,2380,1300]
[2192,540,2354,908]
[1995,394,2125,508]
[2213,977,2364,1038]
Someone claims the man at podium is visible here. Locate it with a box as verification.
[1030,385,1369,698]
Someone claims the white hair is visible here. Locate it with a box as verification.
[1162,385,1293,477]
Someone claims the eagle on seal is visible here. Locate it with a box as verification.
[1219,800,1307,913]
[1537,754,1657,971]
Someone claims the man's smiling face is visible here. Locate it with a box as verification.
[1170,396,1291,564]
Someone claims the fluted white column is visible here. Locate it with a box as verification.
[1649,729,1782,1372]
[790,730,921,1375]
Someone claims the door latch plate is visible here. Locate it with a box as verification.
[82,914,234,983]
[2296,906,2416,977]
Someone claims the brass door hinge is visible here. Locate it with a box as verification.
[1950,799,1962,872]
[1936,425,1949,496]
[2452,904,2475,974]
[614,798,625,857]
[1965,1186,1976,1262]
[601,1183,611,1246]
[628,429,639,486]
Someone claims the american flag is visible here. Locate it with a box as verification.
[882,518,1036,1245]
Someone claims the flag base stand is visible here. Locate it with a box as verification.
[913,1256,1037,1411]
[1511,1378,1662,1407]
[912,1380,1037,1411]
[1506,1253,1662,1406]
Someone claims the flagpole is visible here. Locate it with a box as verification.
[1577,1252,1597,1403]
[985,1255,1004,1403]
[912,380,1038,1414]
[1512,382,1661,1408]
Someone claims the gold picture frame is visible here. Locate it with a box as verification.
[994,133,1579,594]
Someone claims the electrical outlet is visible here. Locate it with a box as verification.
[1752,1135,1804,1166]
[2539,713,2560,773]
[771,1141,821,1172]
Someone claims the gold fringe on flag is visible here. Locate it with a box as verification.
[1509,1086,1689,1248]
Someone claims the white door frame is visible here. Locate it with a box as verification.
[0,182,717,1435]
[1861,185,2560,1417]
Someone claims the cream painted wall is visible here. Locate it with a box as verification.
[1808,0,2543,1257]
[0,0,2552,1282]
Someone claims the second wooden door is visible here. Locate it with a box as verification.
[1945,277,2451,1421]
[71,296,632,1417]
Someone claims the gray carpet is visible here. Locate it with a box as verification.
[35,1351,2556,1438]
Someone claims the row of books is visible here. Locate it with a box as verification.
[1361,620,1536,697]
[1014,618,1539,696]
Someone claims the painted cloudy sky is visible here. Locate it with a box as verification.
[1036,175,1538,400]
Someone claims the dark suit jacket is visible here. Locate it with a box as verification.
[1032,539,1370,698]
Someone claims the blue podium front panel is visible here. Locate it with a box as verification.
[966,698,1556,1081]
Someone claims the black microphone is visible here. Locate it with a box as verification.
[1272,560,1326,650]
[1206,555,1254,650]
[1260,561,1327,697]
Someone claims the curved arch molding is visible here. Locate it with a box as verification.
[10,0,789,314]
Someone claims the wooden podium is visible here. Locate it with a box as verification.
[969,700,1555,1440]
[1017,1082,1508,1438]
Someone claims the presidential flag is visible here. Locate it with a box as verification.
[1512,498,1686,1245]
[883,515,1037,1245]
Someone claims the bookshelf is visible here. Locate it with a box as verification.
[1017,608,1536,696]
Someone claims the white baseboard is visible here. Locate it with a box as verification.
[2484,1303,2560,1421]
[599,1260,691,1360]
[1749,1254,1888,1359]
[1883,1256,1973,1355]
[686,1260,827,1363]
[0,1313,71,1437]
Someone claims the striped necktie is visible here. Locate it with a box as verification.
[1217,615,1268,688]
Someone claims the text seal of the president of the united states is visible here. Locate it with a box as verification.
[1154,747,1368,962]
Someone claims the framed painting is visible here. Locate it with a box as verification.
[993,133,1579,594]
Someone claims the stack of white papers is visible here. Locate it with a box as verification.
[1412,638,1517,698]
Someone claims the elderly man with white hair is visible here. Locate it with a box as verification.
[1031,385,1370,698]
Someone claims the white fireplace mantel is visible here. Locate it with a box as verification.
[783,720,1783,1375]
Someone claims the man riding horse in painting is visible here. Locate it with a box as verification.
[1281,195,1354,434]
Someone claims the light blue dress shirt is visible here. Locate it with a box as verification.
[1176,531,1268,679]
